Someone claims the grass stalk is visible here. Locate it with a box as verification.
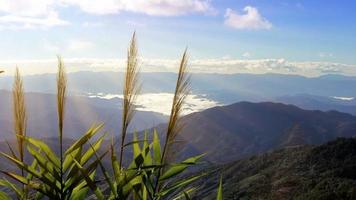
[161,49,190,164]
[119,32,141,169]
[12,67,27,164]
[155,49,190,192]
[56,56,67,199]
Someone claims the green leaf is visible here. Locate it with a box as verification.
[159,154,204,181]
[142,132,152,166]
[216,176,223,200]
[72,158,105,200]
[0,191,11,200]
[0,152,61,193]
[25,137,60,169]
[0,178,22,198]
[132,132,141,160]
[27,145,60,180]
[152,130,161,165]
[158,174,205,198]
[80,132,106,165]
[65,124,103,155]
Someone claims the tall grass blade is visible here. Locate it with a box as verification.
[216,176,223,200]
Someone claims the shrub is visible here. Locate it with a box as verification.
[0,33,222,200]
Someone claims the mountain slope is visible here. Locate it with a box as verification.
[0,90,167,139]
[192,138,356,199]
[168,102,356,162]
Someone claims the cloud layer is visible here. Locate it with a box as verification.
[0,57,355,77]
[0,0,215,29]
[224,6,272,30]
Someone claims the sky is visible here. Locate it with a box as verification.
[0,0,356,76]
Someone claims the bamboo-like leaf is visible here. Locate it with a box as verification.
[132,132,141,160]
[159,154,204,181]
[80,132,106,165]
[0,152,61,193]
[0,191,11,200]
[152,130,161,165]
[110,143,121,183]
[158,173,205,198]
[25,137,60,169]
[143,132,152,166]
[72,159,105,200]
[1,171,58,199]
[216,176,223,200]
[0,178,22,198]
[64,150,108,194]
[65,124,104,155]
[89,142,117,197]
[27,145,60,181]
[63,147,82,173]
[69,171,96,200]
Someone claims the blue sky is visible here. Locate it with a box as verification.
[0,0,355,76]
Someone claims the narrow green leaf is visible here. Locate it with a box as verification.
[216,176,223,200]
[0,191,11,200]
[65,124,103,155]
[72,158,105,200]
[158,174,205,198]
[159,154,204,181]
[25,137,60,168]
[152,130,161,165]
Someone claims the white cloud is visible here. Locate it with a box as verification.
[0,0,69,29]
[82,21,104,27]
[120,0,215,16]
[319,52,333,58]
[0,0,54,17]
[61,0,123,15]
[0,11,70,30]
[67,40,95,51]
[60,0,215,16]
[224,6,272,30]
[242,52,251,58]
[0,0,215,30]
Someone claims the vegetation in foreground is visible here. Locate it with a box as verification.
[192,138,356,200]
[0,33,222,199]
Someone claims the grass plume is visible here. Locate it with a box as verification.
[119,32,141,168]
[57,56,67,198]
[12,67,27,163]
[161,49,190,164]
[57,56,67,138]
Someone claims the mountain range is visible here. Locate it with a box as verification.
[2,72,356,104]
[163,101,356,163]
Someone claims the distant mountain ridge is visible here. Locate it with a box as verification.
[2,72,356,104]
[166,101,356,163]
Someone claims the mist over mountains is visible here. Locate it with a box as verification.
[0,90,167,139]
[1,72,356,104]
